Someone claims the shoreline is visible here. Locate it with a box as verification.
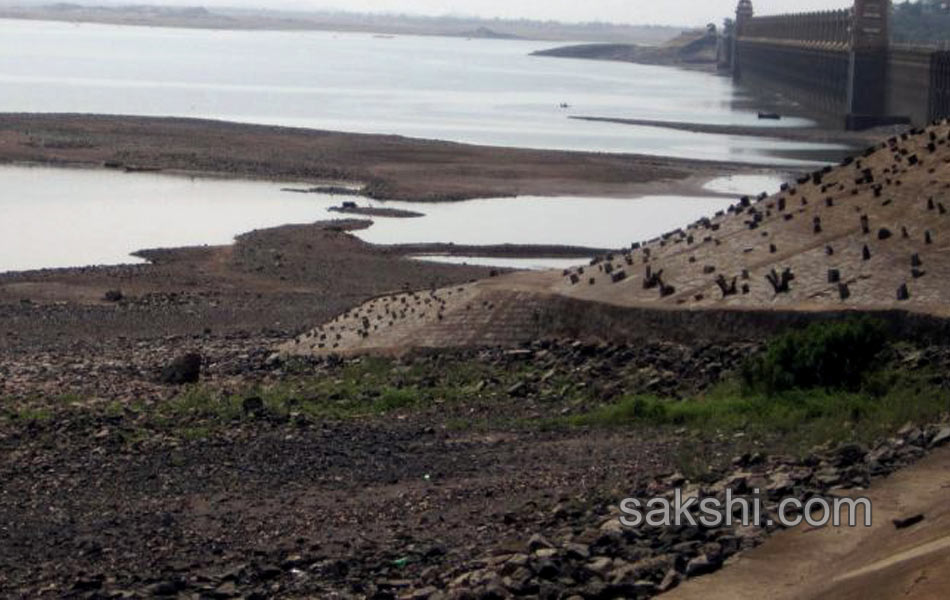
[0,157,763,202]
[531,40,720,74]
[571,115,898,146]
[0,113,800,332]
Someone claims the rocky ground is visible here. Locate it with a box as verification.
[0,198,776,600]
[0,340,744,599]
[422,419,950,600]
[3,337,950,599]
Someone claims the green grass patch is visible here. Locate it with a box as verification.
[180,426,212,441]
[8,406,54,424]
[373,388,418,412]
[159,386,244,422]
[2,350,600,438]
[0,393,83,426]
[568,369,949,455]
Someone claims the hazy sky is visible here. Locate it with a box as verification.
[147,1,856,27]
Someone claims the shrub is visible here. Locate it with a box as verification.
[741,318,889,394]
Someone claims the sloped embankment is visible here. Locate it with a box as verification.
[284,120,950,357]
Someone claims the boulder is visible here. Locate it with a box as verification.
[609,555,674,583]
[585,557,613,576]
[242,396,265,416]
[159,353,202,385]
[684,554,720,577]
[564,542,590,560]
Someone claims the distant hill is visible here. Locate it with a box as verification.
[458,27,521,40]
[0,4,683,44]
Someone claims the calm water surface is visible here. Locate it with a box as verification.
[409,256,590,271]
[351,194,736,248]
[0,167,755,273]
[0,19,845,166]
[0,167,326,272]
[702,174,786,196]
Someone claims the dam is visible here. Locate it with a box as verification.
[721,0,950,129]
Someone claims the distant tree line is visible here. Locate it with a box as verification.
[892,0,950,44]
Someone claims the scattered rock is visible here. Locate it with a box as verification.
[685,554,720,577]
[929,426,950,448]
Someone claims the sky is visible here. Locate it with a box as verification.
[126,1,857,27]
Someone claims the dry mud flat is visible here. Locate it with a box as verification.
[0,114,748,202]
[0,220,496,353]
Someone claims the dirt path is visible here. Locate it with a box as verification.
[667,445,950,600]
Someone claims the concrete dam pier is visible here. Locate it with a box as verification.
[722,0,949,129]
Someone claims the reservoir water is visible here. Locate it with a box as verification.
[0,19,845,166]
[0,19,811,272]
[0,166,769,273]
